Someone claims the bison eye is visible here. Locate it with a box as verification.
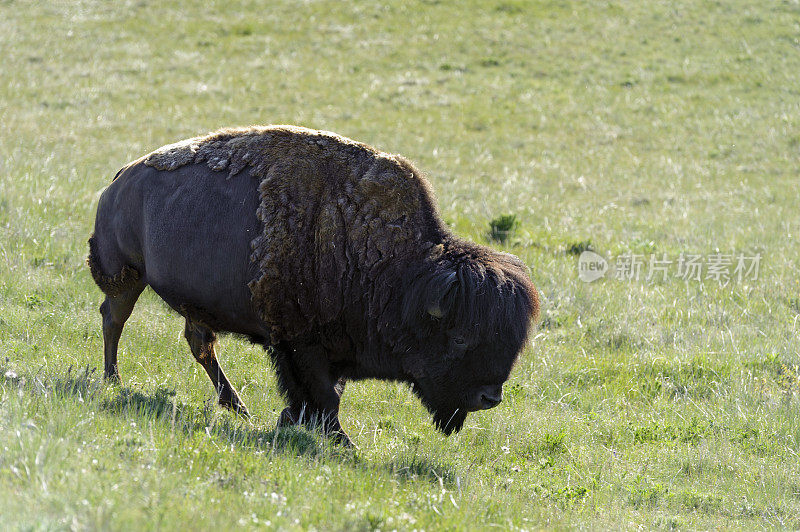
[451,335,466,347]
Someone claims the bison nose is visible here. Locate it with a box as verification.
[480,388,503,409]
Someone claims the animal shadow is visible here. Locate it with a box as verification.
[2,364,323,457]
[2,364,460,486]
[101,385,325,456]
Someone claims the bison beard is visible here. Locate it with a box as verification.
[88,125,539,445]
[415,389,469,436]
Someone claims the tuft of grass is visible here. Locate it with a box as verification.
[513,430,568,469]
[673,490,723,514]
[389,455,458,486]
[566,240,593,256]
[631,417,715,445]
[488,214,519,243]
[777,363,800,395]
[627,478,668,509]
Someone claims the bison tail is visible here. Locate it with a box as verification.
[86,234,141,297]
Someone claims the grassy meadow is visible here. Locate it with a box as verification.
[2,0,800,529]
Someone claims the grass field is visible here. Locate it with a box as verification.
[2,0,800,529]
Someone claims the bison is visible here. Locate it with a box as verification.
[87,125,539,445]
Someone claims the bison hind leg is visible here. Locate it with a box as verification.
[99,286,145,382]
[89,234,146,382]
[184,318,250,418]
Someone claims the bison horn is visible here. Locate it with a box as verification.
[427,270,458,318]
[428,305,444,318]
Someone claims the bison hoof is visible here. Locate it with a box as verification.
[277,406,297,427]
[222,401,250,419]
[330,429,356,448]
[276,407,355,447]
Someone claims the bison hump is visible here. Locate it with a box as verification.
[143,137,202,172]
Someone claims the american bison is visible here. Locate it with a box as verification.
[88,125,539,444]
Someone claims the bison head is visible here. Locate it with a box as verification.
[398,239,539,435]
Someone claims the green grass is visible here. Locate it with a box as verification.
[2,0,800,528]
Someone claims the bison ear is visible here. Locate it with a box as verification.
[427,270,459,319]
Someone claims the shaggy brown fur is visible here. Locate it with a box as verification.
[144,125,447,344]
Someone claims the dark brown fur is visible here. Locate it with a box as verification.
[86,235,140,297]
[89,125,539,442]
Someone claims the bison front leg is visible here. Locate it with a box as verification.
[272,342,352,446]
[184,319,250,418]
